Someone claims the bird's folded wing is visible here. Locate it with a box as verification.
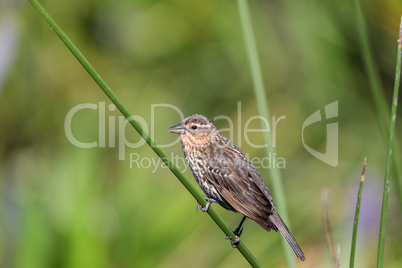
[205,162,272,221]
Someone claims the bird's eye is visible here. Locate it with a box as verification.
[191,125,197,130]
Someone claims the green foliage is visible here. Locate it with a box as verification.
[377,17,402,268]
[0,0,401,267]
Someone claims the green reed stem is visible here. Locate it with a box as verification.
[237,0,296,266]
[377,16,402,268]
[28,0,262,266]
[349,158,367,268]
[352,0,402,208]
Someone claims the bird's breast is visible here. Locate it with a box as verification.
[185,150,222,202]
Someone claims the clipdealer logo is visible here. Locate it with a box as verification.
[302,101,338,167]
[64,101,338,170]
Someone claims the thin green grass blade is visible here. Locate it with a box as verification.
[377,16,402,268]
[349,158,367,268]
[237,0,296,266]
[352,0,402,208]
[28,0,262,266]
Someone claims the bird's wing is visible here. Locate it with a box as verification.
[204,144,275,224]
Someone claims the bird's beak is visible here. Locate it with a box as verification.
[169,123,186,134]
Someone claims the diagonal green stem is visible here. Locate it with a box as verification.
[28,0,262,266]
[237,0,296,266]
[377,16,402,268]
[349,158,367,268]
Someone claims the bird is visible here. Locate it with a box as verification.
[169,114,305,261]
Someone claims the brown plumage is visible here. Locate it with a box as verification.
[169,114,305,261]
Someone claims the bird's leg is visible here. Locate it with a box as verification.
[225,216,247,248]
[233,215,247,237]
[196,196,218,214]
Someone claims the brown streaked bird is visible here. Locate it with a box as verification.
[169,114,305,261]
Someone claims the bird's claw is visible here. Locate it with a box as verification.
[196,197,213,214]
[225,223,243,248]
[225,235,241,248]
[196,202,210,213]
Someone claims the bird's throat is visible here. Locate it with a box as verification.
[180,133,211,151]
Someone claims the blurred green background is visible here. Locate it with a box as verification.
[1,0,402,267]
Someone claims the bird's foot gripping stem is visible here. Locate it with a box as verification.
[225,235,241,248]
[196,197,216,214]
[225,215,246,248]
[225,226,243,248]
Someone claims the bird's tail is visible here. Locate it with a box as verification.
[269,211,306,261]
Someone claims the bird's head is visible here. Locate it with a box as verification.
[169,114,218,147]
